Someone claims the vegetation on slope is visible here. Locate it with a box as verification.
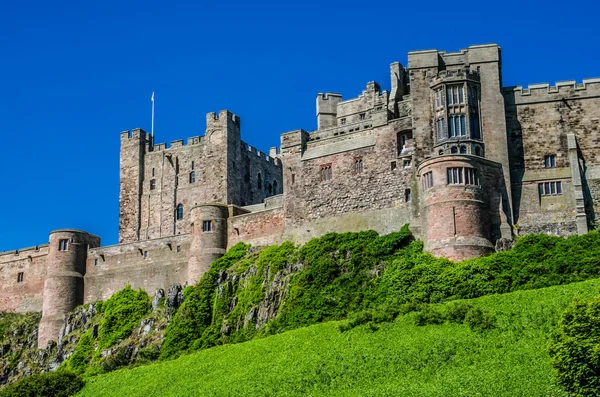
[4,227,600,390]
[77,278,600,397]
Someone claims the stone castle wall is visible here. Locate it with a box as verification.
[2,43,600,348]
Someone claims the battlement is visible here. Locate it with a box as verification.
[206,110,241,127]
[408,44,500,69]
[149,135,205,152]
[0,244,49,261]
[120,128,147,141]
[504,78,600,102]
[241,141,282,166]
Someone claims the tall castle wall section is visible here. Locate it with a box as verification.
[0,246,49,313]
[120,110,282,243]
[280,83,417,243]
[504,79,600,234]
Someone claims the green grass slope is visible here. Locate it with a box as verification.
[77,278,600,397]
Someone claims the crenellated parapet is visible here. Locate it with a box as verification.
[504,78,600,104]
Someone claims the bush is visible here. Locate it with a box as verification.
[464,307,496,332]
[0,371,84,397]
[414,306,445,326]
[549,296,600,396]
[98,285,150,350]
[446,302,474,324]
[65,332,93,373]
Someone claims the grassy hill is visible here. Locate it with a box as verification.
[76,277,600,396]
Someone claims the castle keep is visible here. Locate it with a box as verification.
[1,44,599,347]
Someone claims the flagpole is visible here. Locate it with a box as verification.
[151,92,155,136]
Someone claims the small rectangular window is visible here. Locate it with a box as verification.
[94,259,98,266]
[354,158,363,174]
[58,239,69,251]
[143,251,148,259]
[340,118,346,125]
[152,168,155,177]
[405,189,411,202]
[544,155,556,168]
[189,171,196,184]
[359,113,366,121]
[203,220,212,232]
[539,181,563,196]
[320,164,333,181]
[291,174,296,185]
[176,245,181,253]
[150,179,156,190]
[423,171,433,190]
[17,272,24,283]
[191,161,195,170]
[391,161,397,171]
[403,160,411,167]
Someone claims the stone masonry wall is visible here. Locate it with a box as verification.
[84,235,190,303]
[504,80,600,232]
[227,207,284,248]
[0,246,48,313]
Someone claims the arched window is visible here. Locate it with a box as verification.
[189,171,196,183]
[438,150,444,156]
[451,146,458,154]
[475,146,482,157]
[459,146,467,154]
[267,183,273,195]
[176,204,184,220]
[257,173,262,190]
[273,180,278,194]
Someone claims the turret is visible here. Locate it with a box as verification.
[119,128,147,243]
[417,155,506,261]
[187,204,230,284]
[38,230,100,348]
[316,93,342,130]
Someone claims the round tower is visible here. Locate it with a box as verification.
[418,155,495,261]
[38,230,100,348]
[187,204,230,284]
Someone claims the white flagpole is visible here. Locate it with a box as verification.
[151,92,155,136]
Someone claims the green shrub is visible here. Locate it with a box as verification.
[98,285,150,350]
[65,332,93,373]
[160,243,250,358]
[445,302,474,324]
[464,307,496,332]
[549,296,600,396]
[0,371,84,397]
[414,306,445,326]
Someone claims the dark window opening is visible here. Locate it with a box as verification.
[459,146,467,154]
[391,161,397,171]
[447,167,479,185]
[191,161,195,170]
[257,173,262,189]
[176,204,184,220]
[144,251,148,259]
[354,158,364,174]
[423,172,433,190]
[405,189,411,202]
[244,166,250,183]
[273,180,278,194]
[189,171,196,183]
[58,239,69,251]
[403,159,411,168]
[203,220,212,232]
[150,179,156,190]
[544,155,557,168]
[451,146,458,154]
[267,183,273,195]
[176,246,181,253]
[320,164,333,181]
[539,181,563,196]
[152,168,155,177]
[291,174,295,184]
[17,272,24,283]
[359,113,366,121]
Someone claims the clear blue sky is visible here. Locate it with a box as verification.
[1,0,598,251]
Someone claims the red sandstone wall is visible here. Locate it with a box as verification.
[0,246,48,313]
[228,207,285,248]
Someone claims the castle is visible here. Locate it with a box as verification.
[1,44,599,348]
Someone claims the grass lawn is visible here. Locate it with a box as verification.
[77,278,600,396]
